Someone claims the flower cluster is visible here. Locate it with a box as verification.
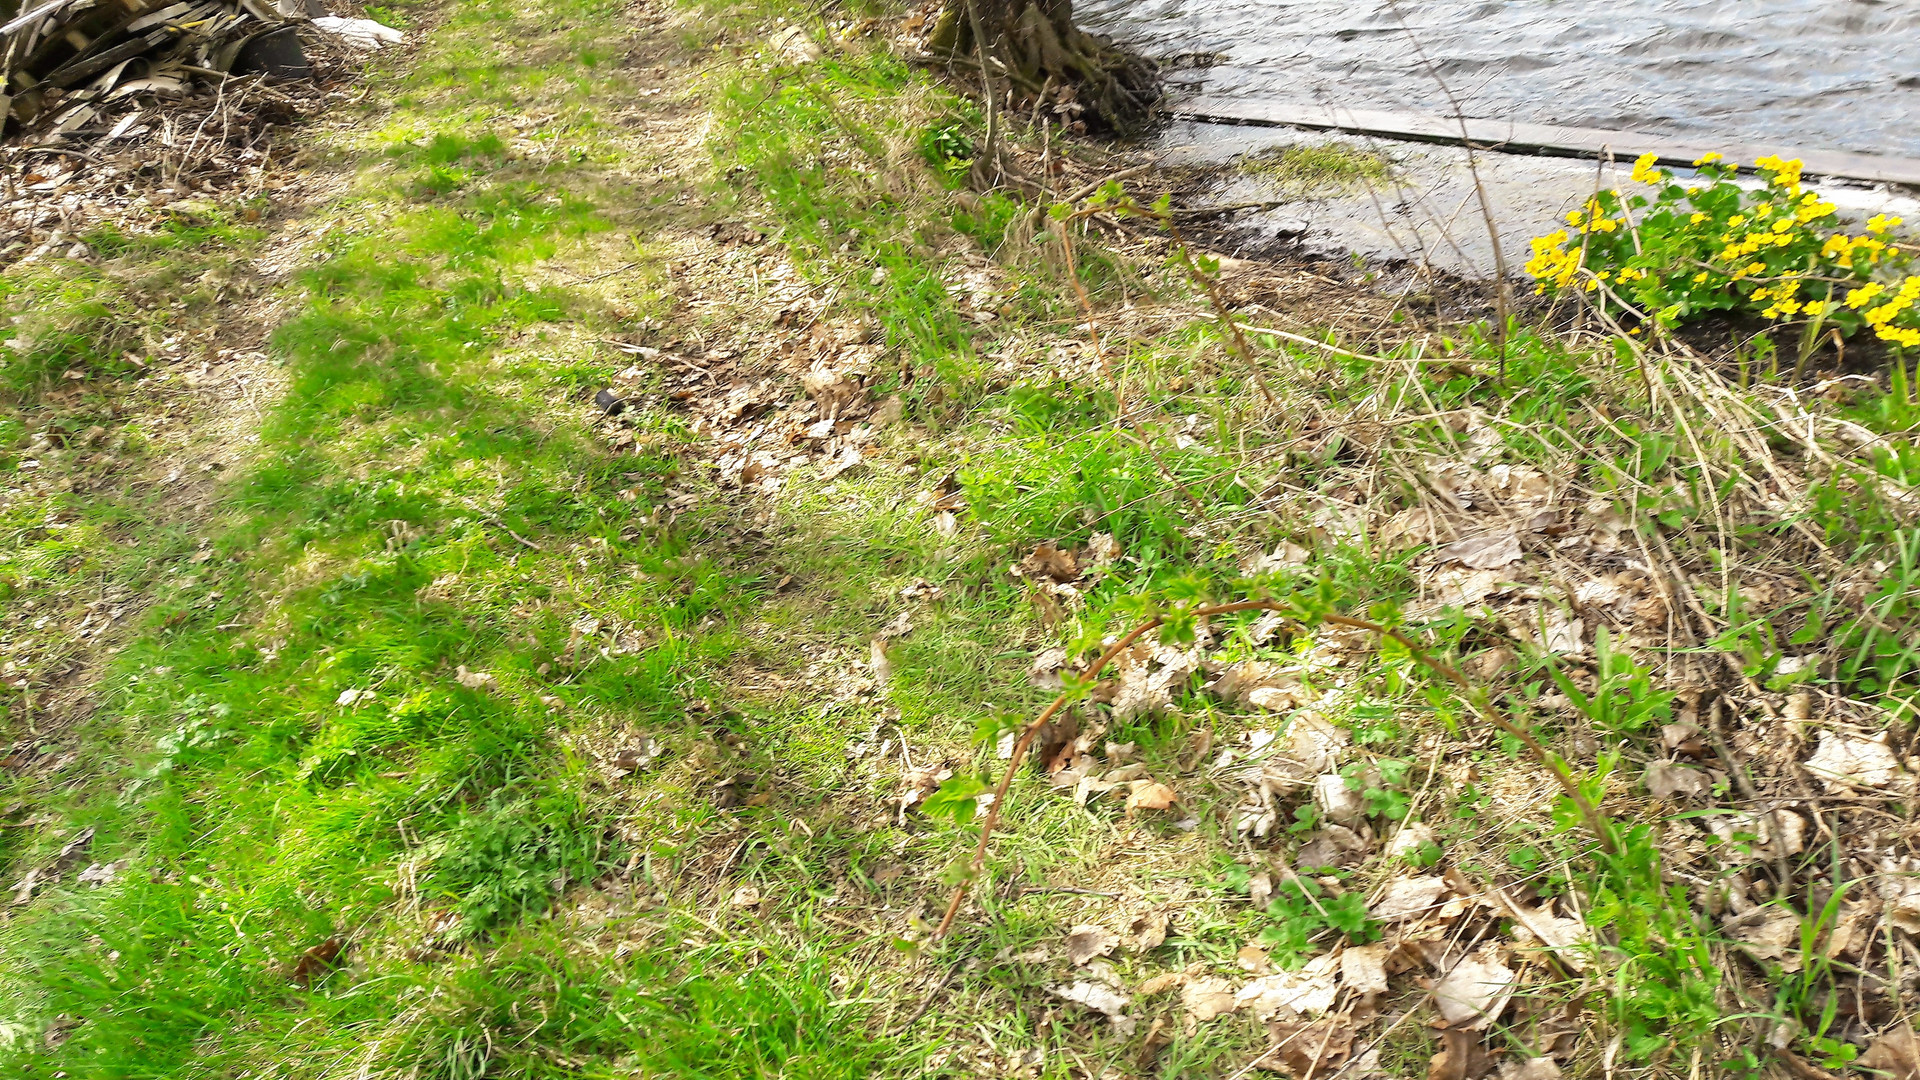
[1526,152,1918,350]
[1848,277,1920,348]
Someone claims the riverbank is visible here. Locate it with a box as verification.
[2,2,1918,1077]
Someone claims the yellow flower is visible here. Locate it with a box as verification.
[1847,283,1886,309]
[1752,288,1772,300]
[1876,324,1920,348]
[1692,272,1709,284]
[1631,152,1664,184]
[1867,214,1904,235]
[1728,215,1746,228]
[1771,218,1793,234]
[1745,262,1766,275]
[1689,212,1708,224]
[1693,152,1724,166]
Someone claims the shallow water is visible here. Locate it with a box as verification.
[1079,0,1920,158]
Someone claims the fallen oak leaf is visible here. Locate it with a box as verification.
[1137,1016,1173,1071]
[1125,781,1179,812]
[1427,1027,1490,1080]
[1051,980,1133,1029]
[1805,730,1906,791]
[1486,888,1591,972]
[1128,907,1170,951]
[1433,531,1521,570]
[1181,975,1239,1024]
[1859,1022,1920,1080]
[1016,542,1079,582]
[454,665,497,691]
[1136,972,1188,995]
[1370,875,1452,922]
[1066,924,1119,966]
[1256,1017,1356,1075]
[55,825,95,867]
[1341,941,1391,997]
[1431,949,1516,1030]
[1236,953,1340,1019]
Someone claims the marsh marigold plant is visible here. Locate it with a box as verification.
[1526,153,1920,349]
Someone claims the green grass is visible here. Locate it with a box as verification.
[1240,141,1393,197]
[0,0,914,1074]
[6,0,1920,1075]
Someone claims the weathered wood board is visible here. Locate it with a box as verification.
[1169,96,1920,188]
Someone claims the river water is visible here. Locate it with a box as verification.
[1079,0,1920,159]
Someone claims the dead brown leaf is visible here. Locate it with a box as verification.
[1860,1024,1920,1080]
[1644,762,1711,802]
[1433,531,1522,570]
[1137,1016,1173,1071]
[1256,1017,1356,1075]
[1017,542,1079,582]
[1236,944,1273,974]
[1498,1059,1562,1080]
[1237,956,1340,1019]
[1181,975,1240,1024]
[1128,908,1170,952]
[1723,905,1803,969]
[1341,941,1392,996]
[1125,781,1179,812]
[1370,875,1452,923]
[1136,972,1188,995]
[1805,731,1906,791]
[289,936,344,986]
[1431,949,1516,1029]
[1051,979,1132,1025]
[1066,924,1119,966]
[1661,722,1709,758]
[1427,1027,1493,1080]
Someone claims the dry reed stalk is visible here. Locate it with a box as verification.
[1388,2,1511,376]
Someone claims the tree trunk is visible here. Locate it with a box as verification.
[928,0,1158,137]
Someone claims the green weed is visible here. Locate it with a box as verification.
[1241,142,1393,197]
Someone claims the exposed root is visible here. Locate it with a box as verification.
[928,0,1158,137]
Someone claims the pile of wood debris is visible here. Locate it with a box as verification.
[3,0,399,138]
[1,0,401,259]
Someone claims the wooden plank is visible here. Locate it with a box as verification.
[1169,96,1920,188]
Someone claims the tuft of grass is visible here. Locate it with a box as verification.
[1241,141,1393,197]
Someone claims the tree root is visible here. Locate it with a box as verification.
[930,0,1159,138]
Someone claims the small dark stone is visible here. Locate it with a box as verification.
[593,388,626,415]
[234,27,312,80]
